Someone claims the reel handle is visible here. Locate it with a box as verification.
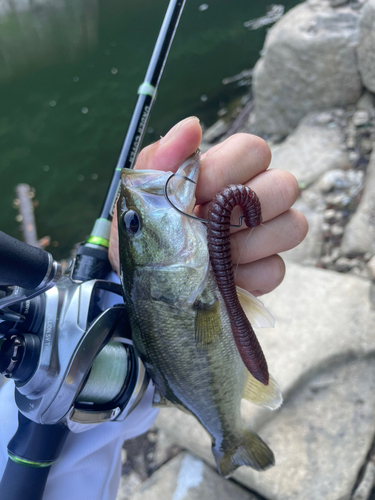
[0,231,51,290]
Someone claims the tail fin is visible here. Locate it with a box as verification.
[213,430,275,477]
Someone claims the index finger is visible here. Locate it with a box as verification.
[196,134,271,205]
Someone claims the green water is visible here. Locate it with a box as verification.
[0,0,299,259]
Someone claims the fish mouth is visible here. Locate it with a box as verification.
[121,150,201,214]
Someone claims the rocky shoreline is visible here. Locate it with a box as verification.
[118,1,375,499]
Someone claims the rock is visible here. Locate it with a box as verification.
[130,452,258,500]
[120,426,182,487]
[348,150,360,163]
[315,169,350,192]
[314,110,335,124]
[320,253,335,266]
[197,141,212,154]
[329,0,349,6]
[360,138,373,154]
[331,247,343,262]
[240,357,375,500]
[357,0,375,93]
[334,256,352,271]
[283,198,324,265]
[253,0,362,136]
[324,209,343,223]
[148,428,183,473]
[324,209,337,222]
[116,471,143,500]
[346,121,358,149]
[356,90,375,113]
[269,112,350,186]
[155,262,375,499]
[301,186,327,212]
[352,458,375,500]
[350,257,366,269]
[321,222,332,238]
[305,168,365,212]
[330,224,344,237]
[367,255,375,279]
[325,192,352,208]
[364,252,374,261]
[341,148,375,255]
[353,109,371,127]
[201,119,229,143]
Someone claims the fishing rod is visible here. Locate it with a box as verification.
[0,1,186,499]
[72,0,186,281]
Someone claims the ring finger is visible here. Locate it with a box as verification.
[230,208,308,264]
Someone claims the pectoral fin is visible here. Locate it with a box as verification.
[237,286,275,328]
[242,371,282,410]
[195,300,222,349]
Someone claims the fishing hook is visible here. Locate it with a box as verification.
[164,173,245,228]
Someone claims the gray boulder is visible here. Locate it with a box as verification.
[237,356,375,500]
[269,111,350,187]
[128,452,258,500]
[253,0,362,136]
[283,198,324,265]
[341,147,375,255]
[357,0,375,93]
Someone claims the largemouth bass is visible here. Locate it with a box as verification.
[117,150,282,476]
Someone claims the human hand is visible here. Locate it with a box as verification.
[109,116,308,296]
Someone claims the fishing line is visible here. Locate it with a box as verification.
[259,222,303,244]
[77,342,128,405]
[233,222,303,280]
[234,227,255,280]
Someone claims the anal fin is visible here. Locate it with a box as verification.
[242,370,283,410]
[237,286,275,328]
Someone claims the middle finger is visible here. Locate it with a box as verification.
[196,168,300,229]
[230,208,308,264]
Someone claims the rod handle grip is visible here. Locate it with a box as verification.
[0,231,51,289]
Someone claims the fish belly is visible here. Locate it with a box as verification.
[131,295,244,445]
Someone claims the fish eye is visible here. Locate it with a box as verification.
[123,210,141,235]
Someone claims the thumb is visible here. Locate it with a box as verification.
[109,116,201,275]
[134,116,202,172]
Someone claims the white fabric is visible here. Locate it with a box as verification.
[0,271,159,499]
[0,380,158,500]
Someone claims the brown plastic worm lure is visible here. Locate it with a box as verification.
[207,184,269,386]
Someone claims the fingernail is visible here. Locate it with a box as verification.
[160,116,200,144]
